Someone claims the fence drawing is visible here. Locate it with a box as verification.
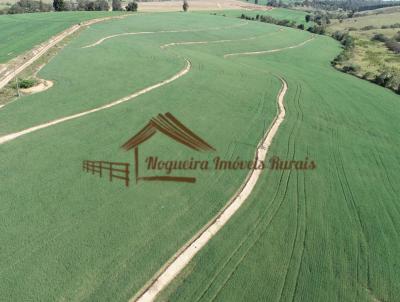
[82,160,130,187]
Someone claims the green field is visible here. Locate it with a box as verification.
[0,11,126,63]
[1,9,400,302]
[328,9,400,91]
[205,8,310,25]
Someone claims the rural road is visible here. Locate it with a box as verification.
[0,15,128,92]
[132,77,288,302]
[0,60,191,145]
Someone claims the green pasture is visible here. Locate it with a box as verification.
[328,9,400,89]
[0,12,292,301]
[158,18,400,302]
[0,11,126,63]
[204,8,310,25]
[241,0,296,5]
[330,11,400,31]
[0,10,400,302]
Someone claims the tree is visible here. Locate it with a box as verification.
[305,14,311,22]
[297,24,304,30]
[126,1,137,11]
[94,0,108,10]
[53,0,65,11]
[183,0,188,11]
[112,0,121,10]
[374,71,392,87]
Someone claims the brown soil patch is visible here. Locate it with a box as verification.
[136,0,272,12]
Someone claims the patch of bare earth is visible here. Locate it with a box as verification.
[137,0,272,12]
[20,79,53,95]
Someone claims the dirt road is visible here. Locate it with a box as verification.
[82,22,249,49]
[131,77,288,302]
[0,15,129,92]
[224,36,315,58]
[0,60,191,145]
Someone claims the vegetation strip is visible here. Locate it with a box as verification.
[224,36,315,57]
[131,78,287,302]
[160,31,282,49]
[0,60,191,145]
[81,21,249,48]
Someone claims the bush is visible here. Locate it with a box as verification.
[342,64,360,74]
[240,13,299,29]
[183,0,188,11]
[374,71,392,87]
[362,72,374,80]
[394,32,400,42]
[307,25,325,34]
[371,33,388,42]
[94,0,108,10]
[112,0,121,11]
[297,24,304,30]
[360,25,376,30]
[126,1,137,11]
[12,78,38,89]
[385,40,400,54]
[8,0,52,13]
[53,0,65,11]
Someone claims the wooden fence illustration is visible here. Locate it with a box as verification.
[82,160,130,187]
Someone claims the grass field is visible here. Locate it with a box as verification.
[328,9,400,91]
[1,9,400,302]
[205,8,310,25]
[0,11,125,63]
[156,14,400,302]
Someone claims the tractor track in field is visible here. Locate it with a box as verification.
[207,101,299,301]
[0,60,191,145]
[0,15,130,92]
[277,84,306,302]
[223,36,315,58]
[207,82,301,302]
[81,21,249,48]
[131,77,287,302]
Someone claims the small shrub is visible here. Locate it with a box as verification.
[374,72,392,87]
[385,40,400,54]
[12,78,38,89]
[342,64,360,74]
[360,25,376,31]
[182,0,188,12]
[371,33,388,42]
[126,1,137,11]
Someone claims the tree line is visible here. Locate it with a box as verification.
[0,0,138,13]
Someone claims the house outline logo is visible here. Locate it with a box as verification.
[121,112,215,184]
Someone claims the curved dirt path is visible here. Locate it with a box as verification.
[132,77,288,302]
[160,31,282,49]
[0,15,129,92]
[224,36,315,58]
[0,60,191,145]
[82,22,248,48]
